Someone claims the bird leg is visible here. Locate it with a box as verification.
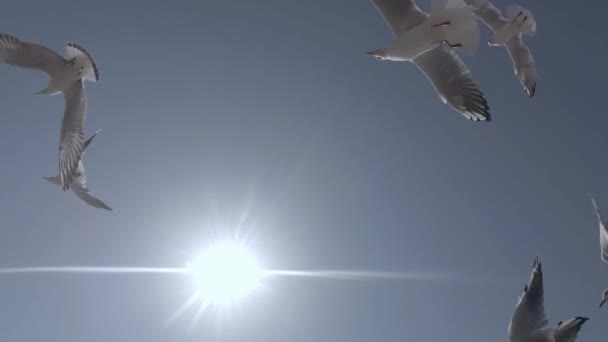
[440,40,463,48]
[432,21,451,28]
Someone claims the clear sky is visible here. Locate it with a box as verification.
[0,0,605,341]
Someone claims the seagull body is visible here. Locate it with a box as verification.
[464,0,537,97]
[44,129,112,211]
[369,0,491,121]
[0,32,100,190]
[508,257,588,342]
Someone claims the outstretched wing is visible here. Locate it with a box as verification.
[554,317,588,342]
[71,161,111,211]
[414,45,490,121]
[0,32,66,76]
[464,0,507,31]
[508,257,549,341]
[72,185,112,211]
[505,36,537,97]
[59,80,87,190]
[371,0,428,37]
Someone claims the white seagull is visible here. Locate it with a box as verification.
[589,195,608,307]
[44,129,111,211]
[369,0,491,121]
[508,257,588,342]
[0,32,99,190]
[464,0,537,97]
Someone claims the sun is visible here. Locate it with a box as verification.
[187,241,262,305]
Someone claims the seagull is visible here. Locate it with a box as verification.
[589,195,608,307]
[464,0,537,97]
[508,257,588,342]
[369,0,491,121]
[0,32,100,190]
[44,129,112,211]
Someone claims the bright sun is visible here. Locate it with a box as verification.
[187,241,262,305]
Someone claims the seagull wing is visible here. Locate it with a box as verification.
[505,35,537,97]
[0,32,66,76]
[59,80,87,191]
[590,195,608,264]
[554,317,588,342]
[413,45,490,121]
[72,184,112,211]
[83,128,102,151]
[70,161,111,211]
[371,0,428,37]
[508,257,550,341]
[464,0,508,31]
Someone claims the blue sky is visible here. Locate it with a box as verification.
[0,0,605,341]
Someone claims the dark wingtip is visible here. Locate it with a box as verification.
[66,42,100,82]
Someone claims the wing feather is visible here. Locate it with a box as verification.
[0,32,66,76]
[59,80,87,191]
[371,0,428,37]
[414,45,490,121]
[505,35,537,97]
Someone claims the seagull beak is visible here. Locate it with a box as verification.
[599,298,607,308]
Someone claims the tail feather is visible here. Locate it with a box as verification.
[506,5,536,36]
[429,0,480,55]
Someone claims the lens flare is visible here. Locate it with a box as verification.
[187,241,262,304]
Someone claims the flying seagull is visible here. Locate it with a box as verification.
[369,0,491,121]
[0,32,100,190]
[508,257,588,342]
[464,0,537,97]
[44,129,112,211]
[589,195,608,307]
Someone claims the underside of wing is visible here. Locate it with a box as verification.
[508,257,549,340]
[413,45,490,121]
[464,0,507,31]
[371,0,428,37]
[505,35,537,97]
[554,317,588,342]
[59,80,87,190]
[72,185,112,211]
[0,32,66,76]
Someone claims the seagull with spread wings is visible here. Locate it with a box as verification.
[508,257,588,342]
[464,0,537,97]
[0,32,99,190]
[44,129,111,211]
[369,0,491,121]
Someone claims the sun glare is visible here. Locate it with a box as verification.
[187,241,262,305]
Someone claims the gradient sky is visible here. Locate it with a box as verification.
[0,0,605,341]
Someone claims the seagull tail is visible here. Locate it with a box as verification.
[506,5,536,37]
[429,0,480,55]
[43,176,62,186]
